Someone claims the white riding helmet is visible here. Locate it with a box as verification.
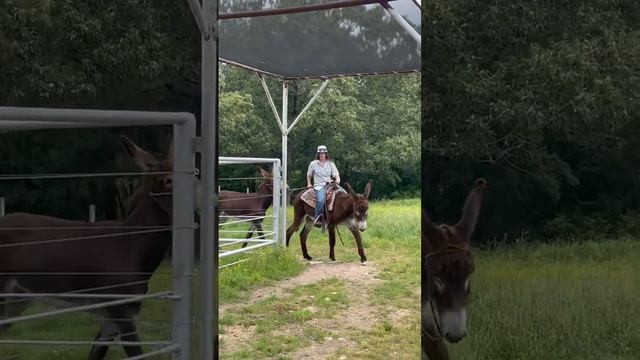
[317,145,328,153]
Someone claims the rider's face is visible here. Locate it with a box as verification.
[319,152,327,159]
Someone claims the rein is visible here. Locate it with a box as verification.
[425,244,470,259]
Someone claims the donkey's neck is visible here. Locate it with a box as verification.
[123,194,172,272]
[257,184,273,209]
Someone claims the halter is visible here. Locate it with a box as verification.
[424,243,471,341]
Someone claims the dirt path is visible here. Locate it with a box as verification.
[220,260,383,357]
[220,260,379,313]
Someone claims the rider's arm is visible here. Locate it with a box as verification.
[307,162,314,188]
[331,162,340,184]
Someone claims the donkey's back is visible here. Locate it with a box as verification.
[0,213,149,294]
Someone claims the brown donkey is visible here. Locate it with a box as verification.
[286,181,372,264]
[0,136,185,360]
[422,178,486,360]
[218,167,273,248]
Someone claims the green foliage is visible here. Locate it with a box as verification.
[219,67,420,198]
[0,3,418,218]
[0,0,199,218]
[423,0,640,243]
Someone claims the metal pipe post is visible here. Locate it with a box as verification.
[0,107,192,126]
[171,120,196,360]
[89,204,96,223]
[200,0,218,357]
[280,82,289,246]
[271,159,282,247]
[0,197,5,216]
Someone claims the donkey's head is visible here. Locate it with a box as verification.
[344,181,373,232]
[257,166,273,194]
[423,178,486,343]
[121,136,175,217]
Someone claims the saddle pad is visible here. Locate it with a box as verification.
[300,187,340,211]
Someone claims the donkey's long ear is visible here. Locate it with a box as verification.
[423,210,446,250]
[363,180,373,199]
[121,135,159,170]
[454,178,487,242]
[258,166,270,178]
[344,183,357,198]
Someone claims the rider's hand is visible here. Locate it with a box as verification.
[307,184,313,188]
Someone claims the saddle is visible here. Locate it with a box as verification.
[300,186,343,212]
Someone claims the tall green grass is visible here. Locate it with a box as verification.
[451,239,640,360]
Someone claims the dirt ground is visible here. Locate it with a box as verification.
[220,260,416,359]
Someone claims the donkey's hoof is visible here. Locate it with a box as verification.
[361,261,367,266]
[330,256,336,261]
[304,256,313,261]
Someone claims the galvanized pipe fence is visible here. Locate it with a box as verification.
[0,107,207,360]
[218,157,284,263]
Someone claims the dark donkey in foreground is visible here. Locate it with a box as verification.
[286,181,372,264]
[0,136,183,359]
[422,179,487,360]
[218,167,273,248]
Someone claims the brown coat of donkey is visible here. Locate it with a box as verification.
[0,136,183,360]
[218,167,273,248]
[422,179,487,360]
[286,181,372,264]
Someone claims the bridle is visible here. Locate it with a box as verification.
[423,243,472,341]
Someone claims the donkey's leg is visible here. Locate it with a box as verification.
[300,218,314,261]
[0,280,32,334]
[286,211,304,247]
[243,222,264,248]
[87,321,120,360]
[328,224,337,261]
[115,317,143,357]
[242,223,255,248]
[0,299,32,334]
[348,226,367,264]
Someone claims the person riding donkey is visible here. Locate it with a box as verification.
[306,145,341,229]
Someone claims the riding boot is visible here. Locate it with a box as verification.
[321,207,329,233]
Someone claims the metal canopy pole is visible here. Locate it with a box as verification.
[259,75,285,133]
[193,0,217,358]
[380,2,421,45]
[286,80,329,133]
[259,80,330,245]
[171,120,195,360]
[280,81,289,245]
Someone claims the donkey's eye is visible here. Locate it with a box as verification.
[162,177,173,187]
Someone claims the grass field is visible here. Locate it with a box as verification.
[450,239,640,360]
[219,198,421,359]
[3,198,639,359]
[0,198,421,359]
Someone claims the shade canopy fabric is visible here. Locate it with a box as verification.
[219,0,421,79]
